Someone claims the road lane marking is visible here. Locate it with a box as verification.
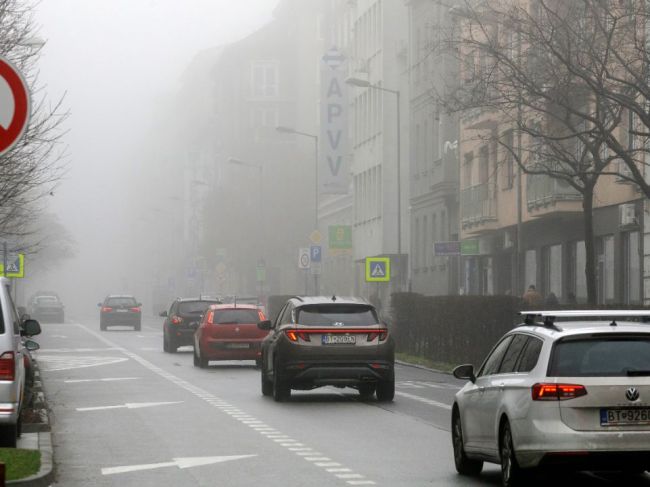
[37,355,129,371]
[77,401,183,412]
[65,377,140,384]
[72,323,376,485]
[395,391,452,410]
[101,455,256,475]
[38,348,120,352]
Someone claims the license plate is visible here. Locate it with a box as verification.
[322,334,356,345]
[226,343,250,349]
[116,309,128,313]
[600,408,650,426]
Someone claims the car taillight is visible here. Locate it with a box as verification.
[130,307,141,313]
[171,315,183,325]
[367,330,388,342]
[101,307,112,312]
[285,330,310,342]
[0,352,16,381]
[532,383,587,401]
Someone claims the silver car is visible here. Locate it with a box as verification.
[452,310,650,486]
[0,277,41,447]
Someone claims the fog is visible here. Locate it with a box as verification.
[27,1,279,315]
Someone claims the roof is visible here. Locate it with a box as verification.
[517,310,650,338]
[288,296,372,306]
[209,303,259,310]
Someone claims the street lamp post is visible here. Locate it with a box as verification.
[276,125,320,295]
[345,77,403,286]
[227,157,265,296]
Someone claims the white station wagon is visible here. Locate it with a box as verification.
[452,310,650,486]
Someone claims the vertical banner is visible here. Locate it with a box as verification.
[320,47,349,194]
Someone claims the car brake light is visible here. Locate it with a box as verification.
[101,307,112,312]
[532,383,587,401]
[130,307,141,313]
[285,330,311,342]
[171,315,183,325]
[367,330,389,342]
[0,352,16,381]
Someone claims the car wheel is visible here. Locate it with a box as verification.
[100,323,106,331]
[452,408,483,476]
[261,367,273,396]
[163,334,170,352]
[376,378,395,402]
[194,346,208,368]
[358,383,376,398]
[500,420,524,487]
[193,347,199,367]
[134,323,141,331]
[0,423,18,448]
[255,358,263,368]
[272,360,290,402]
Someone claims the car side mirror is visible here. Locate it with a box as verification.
[159,311,168,317]
[257,320,272,330]
[21,319,42,338]
[20,313,31,322]
[24,339,40,352]
[453,364,476,383]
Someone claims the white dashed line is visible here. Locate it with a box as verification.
[75,323,377,485]
[395,391,452,410]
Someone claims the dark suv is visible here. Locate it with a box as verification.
[99,295,142,331]
[161,297,221,353]
[258,296,394,402]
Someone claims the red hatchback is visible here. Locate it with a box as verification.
[193,304,268,368]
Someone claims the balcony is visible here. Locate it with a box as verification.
[526,174,581,211]
[461,182,497,228]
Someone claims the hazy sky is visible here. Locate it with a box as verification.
[29,0,280,309]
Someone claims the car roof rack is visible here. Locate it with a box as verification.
[520,310,650,328]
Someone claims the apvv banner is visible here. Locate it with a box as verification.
[319,47,349,195]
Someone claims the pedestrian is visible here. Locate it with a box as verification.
[522,284,543,307]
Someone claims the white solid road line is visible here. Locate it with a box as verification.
[65,377,140,384]
[76,401,183,412]
[101,455,257,475]
[395,391,452,410]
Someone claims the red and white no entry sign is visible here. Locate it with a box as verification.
[0,56,30,156]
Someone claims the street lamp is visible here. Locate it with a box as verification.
[345,77,403,280]
[276,125,320,294]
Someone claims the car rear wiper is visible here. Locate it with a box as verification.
[626,370,650,376]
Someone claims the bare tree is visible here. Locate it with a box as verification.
[432,0,648,304]
[0,0,67,243]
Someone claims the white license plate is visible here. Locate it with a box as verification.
[116,309,128,313]
[600,408,650,426]
[226,343,250,349]
[322,335,356,345]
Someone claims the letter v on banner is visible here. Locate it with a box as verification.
[320,47,349,194]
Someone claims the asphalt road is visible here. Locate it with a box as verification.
[33,316,650,486]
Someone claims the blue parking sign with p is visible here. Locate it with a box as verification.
[310,245,322,263]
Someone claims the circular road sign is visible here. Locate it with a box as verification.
[0,56,30,156]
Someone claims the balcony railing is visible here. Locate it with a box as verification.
[461,182,497,225]
[526,174,581,209]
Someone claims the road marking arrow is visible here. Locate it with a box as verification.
[101,455,257,475]
[77,401,183,412]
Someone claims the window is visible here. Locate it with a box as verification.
[212,309,262,324]
[296,305,378,326]
[105,297,138,307]
[499,334,529,374]
[463,152,473,188]
[479,145,489,184]
[251,62,279,97]
[178,301,217,315]
[524,249,537,292]
[517,337,543,372]
[623,231,641,304]
[478,336,513,377]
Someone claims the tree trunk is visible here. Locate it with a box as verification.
[583,187,597,306]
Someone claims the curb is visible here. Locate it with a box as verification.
[7,431,54,487]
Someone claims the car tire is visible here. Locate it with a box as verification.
[376,378,395,402]
[100,323,106,331]
[194,346,208,368]
[163,334,170,353]
[272,360,291,402]
[452,408,483,476]
[500,420,525,487]
[261,367,273,396]
[134,323,141,332]
[358,383,376,398]
[0,423,18,448]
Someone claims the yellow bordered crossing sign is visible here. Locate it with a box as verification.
[365,257,390,282]
[0,253,24,278]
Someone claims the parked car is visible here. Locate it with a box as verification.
[29,294,64,323]
[161,297,222,353]
[257,296,394,402]
[451,310,650,486]
[193,304,268,368]
[0,277,41,447]
[98,295,142,331]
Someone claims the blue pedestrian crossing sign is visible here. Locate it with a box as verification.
[365,257,390,282]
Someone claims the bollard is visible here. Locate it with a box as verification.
[0,461,5,487]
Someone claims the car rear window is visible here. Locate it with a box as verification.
[178,301,215,315]
[36,296,59,303]
[106,297,137,307]
[296,305,378,327]
[549,335,650,377]
[212,309,262,324]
